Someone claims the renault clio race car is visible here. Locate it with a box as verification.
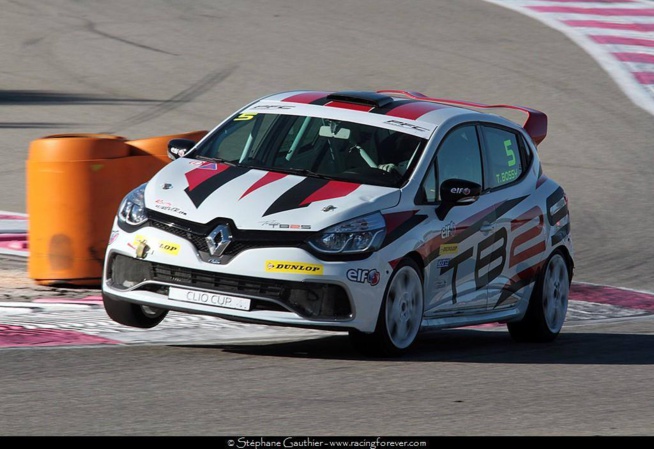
[102,89,573,356]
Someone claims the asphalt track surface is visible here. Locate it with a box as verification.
[0,0,653,437]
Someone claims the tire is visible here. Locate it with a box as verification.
[349,258,424,357]
[103,293,168,329]
[508,250,570,342]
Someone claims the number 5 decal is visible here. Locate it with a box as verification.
[504,139,516,167]
[234,112,257,121]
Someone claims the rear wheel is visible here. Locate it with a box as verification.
[508,251,570,342]
[349,258,424,357]
[103,293,168,328]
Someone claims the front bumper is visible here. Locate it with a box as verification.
[102,223,388,333]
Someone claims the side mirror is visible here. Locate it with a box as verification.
[167,138,196,161]
[436,179,482,220]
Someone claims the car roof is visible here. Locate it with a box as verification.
[256,90,547,145]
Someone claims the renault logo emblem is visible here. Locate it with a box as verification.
[206,224,232,256]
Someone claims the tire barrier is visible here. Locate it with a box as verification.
[26,130,207,286]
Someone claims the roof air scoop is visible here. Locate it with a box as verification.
[327,91,394,108]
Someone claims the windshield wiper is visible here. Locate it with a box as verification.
[271,167,332,180]
[194,155,236,166]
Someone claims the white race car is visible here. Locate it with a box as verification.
[102,90,574,356]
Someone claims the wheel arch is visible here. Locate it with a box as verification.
[403,250,425,280]
[553,245,574,284]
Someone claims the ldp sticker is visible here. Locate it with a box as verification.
[158,241,180,256]
[265,261,324,275]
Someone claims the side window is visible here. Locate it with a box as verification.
[481,125,524,189]
[418,163,437,203]
[202,113,276,162]
[436,125,483,197]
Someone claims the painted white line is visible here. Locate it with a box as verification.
[0,306,340,347]
[483,0,654,116]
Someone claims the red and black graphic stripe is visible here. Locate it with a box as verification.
[381,211,428,249]
[374,100,448,120]
[185,164,251,208]
[281,92,333,105]
[546,186,570,245]
[239,171,287,200]
[509,206,545,269]
[263,178,360,217]
[494,261,544,308]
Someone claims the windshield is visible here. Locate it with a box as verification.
[193,112,426,188]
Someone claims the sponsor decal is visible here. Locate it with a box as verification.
[154,204,187,216]
[197,162,219,171]
[252,105,294,110]
[154,199,187,216]
[450,187,471,195]
[260,220,311,230]
[131,235,180,256]
[132,235,147,248]
[168,146,186,158]
[162,183,173,190]
[346,269,380,286]
[109,230,119,245]
[158,241,180,256]
[440,243,458,256]
[435,279,447,289]
[383,119,430,133]
[440,221,456,239]
[265,261,324,275]
[436,258,450,268]
[188,160,219,169]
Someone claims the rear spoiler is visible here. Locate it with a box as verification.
[377,90,548,146]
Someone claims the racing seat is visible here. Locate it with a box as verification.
[377,132,416,175]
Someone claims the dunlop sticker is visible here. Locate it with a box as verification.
[265,260,324,275]
[440,243,458,256]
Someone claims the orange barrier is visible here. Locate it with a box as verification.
[27,130,207,286]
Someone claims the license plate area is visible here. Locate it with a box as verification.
[168,287,251,311]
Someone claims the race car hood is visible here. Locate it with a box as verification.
[144,159,401,231]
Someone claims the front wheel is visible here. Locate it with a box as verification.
[103,293,168,329]
[349,258,424,357]
[508,251,570,342]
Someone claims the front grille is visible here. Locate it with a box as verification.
[147,209,308,256]
[108,254,352,319]
[152,261,286,298]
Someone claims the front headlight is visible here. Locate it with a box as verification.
[308,212,386,254]
[117,183,148,226]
